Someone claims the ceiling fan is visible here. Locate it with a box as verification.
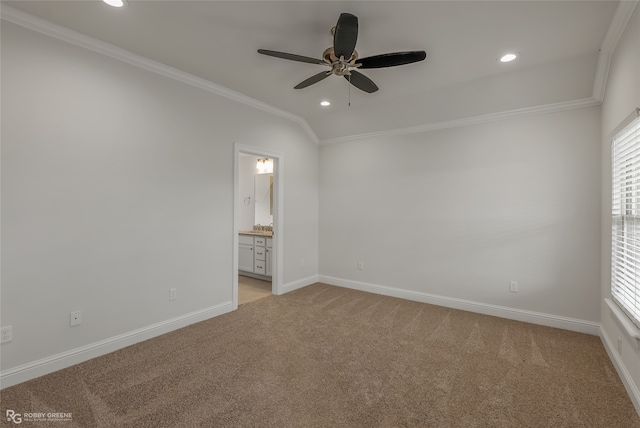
[258,12,427,93]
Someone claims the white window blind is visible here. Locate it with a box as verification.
[611,109,640,329]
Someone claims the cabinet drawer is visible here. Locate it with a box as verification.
[254,261,266,275]
[254,237,266,247]
[239,235,254,245]
[255,247,266,261]
[266,237,272,248]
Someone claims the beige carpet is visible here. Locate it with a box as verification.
[1,283,639,427]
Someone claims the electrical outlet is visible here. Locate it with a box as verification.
[1,326,13,343]
[358,261,364,270]
[70,311,82,327]
[509,281,518,293]
[170,288,177,301]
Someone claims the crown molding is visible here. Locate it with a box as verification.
[321,0,638,146]
[0,4,320,145]
[319,97,601,145]
[3,2,635,147]
[592,0,639,102]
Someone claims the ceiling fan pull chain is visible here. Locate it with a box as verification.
[348,74,351,107]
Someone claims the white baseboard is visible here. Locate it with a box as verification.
[319,275,601,336]
[600,326,640,415]
[0,302,233,389]
[281,275,319,294]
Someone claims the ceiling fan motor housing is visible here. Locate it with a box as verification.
[322,47,359,76]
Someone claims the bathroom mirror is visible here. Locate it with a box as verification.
[254,173,273,226]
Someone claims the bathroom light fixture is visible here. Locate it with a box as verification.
[320,100,331,107]
[499,53,518,63]
[256,158,273,174]
[103,0,124,7]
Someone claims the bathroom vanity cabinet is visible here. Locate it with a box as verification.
[238,233,272,279]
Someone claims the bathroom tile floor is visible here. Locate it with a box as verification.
[238,275,272,305]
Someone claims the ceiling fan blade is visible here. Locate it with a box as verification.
[344,70,378,93]
[258,49,325,65]
[333,13,358,59]
[294,71,331,89]
[357,51,427,69]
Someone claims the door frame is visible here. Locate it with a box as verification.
[233,143,284,309]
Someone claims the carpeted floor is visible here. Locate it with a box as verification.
[1,283,639,427]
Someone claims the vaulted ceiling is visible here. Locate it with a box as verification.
[2,1,629,143]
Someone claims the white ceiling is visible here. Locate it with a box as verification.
[2,1,622,142]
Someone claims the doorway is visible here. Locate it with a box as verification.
[233,144,283,310]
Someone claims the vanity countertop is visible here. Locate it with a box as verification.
[239,230,273,237]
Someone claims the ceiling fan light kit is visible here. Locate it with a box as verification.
[258,12,426,94]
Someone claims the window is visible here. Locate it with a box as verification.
[611,109,640,329]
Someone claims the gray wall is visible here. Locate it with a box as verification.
[320,106,601,323]
[1,22,319,372]
[600,4,640,409]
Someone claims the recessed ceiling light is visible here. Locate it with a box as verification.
[499,53,518,63]
[103,0,124,7]
[320,100,331,107]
